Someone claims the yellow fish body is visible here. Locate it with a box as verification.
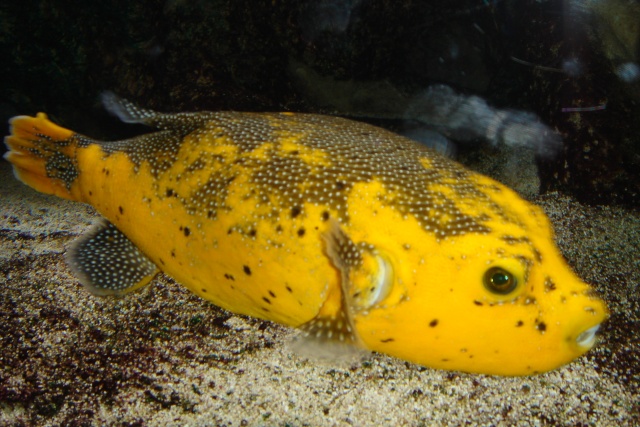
[4,95,607,376]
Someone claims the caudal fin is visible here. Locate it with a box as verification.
[4,113,80,200]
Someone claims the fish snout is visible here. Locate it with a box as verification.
[568,294,608,353]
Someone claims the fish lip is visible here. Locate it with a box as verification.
[576,324,600,349]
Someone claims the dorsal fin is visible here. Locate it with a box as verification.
[100,91,158,125]
[100,91,213,135]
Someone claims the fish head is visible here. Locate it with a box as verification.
[349,187,608,376]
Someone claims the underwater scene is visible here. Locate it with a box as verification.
[0,0,638,425]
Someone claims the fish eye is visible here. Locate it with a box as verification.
[483,267,517,295]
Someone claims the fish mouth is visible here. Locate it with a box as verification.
[575,324,600,349]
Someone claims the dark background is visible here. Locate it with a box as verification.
[1,0,639,206]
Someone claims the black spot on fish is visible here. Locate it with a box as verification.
[380,338,395,343]
[536,321,547,333]
[268,290,276,298]
[88,191,93,196]
[276,225,283,233]
[286,285,293,293]
[516,320,524,327]
[224,273,235,281]
[183,227,190,237]
[321,211,330,221]
[262,307,270,313]
[159,258,165,266]
[545,277,556,292]
[248,229,257,238]
[291,206,302,218]
[335,181,346,190]
[429,319,438,327]
[227,228,233,235]
[533,248,542,263]
[201,288,207,293]
[473,300,483,306]
[207,210,215,219]
[170,250,176,258]
[262,296,271,304]
[166,188,174,197]
[243,265,251,275]
[118,206,124,215]
[297,227,305,237]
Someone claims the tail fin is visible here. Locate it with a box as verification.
[4,113,80,201]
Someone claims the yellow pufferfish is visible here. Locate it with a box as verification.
[4,93,607,376]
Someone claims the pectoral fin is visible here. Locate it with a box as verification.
[293,220,367,360]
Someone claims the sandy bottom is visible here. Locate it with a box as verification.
[0,161,638,426]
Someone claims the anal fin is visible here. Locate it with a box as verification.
[66,219,159,296]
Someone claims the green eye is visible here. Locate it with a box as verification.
[484,267,517,295]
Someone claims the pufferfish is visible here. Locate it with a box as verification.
[3,93,607,376]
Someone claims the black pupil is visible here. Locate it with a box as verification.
[484,267,517,295]
[492,272,511,286]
